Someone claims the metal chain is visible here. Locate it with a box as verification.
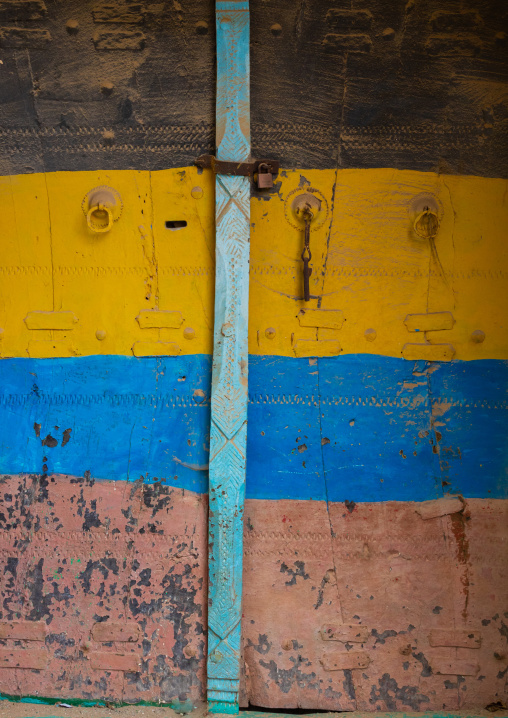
[301,209,313,301]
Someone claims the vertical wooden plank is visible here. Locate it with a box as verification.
[208,1,250,713]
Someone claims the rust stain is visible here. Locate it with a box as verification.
[450,510,471,620]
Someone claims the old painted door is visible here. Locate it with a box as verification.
[0,0,507,713]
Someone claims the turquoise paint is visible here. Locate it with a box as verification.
[208,0,251,713]
[0,355,507,502]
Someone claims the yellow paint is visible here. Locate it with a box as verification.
[28,339,77,359]
[297,309,344,330]
[132,341,181,357]
[0,167,507,361]
[402,343,455,362]
[24,310,78,330]
[136,310,183,329]
[404,312,455,332]
[293,339,342,358]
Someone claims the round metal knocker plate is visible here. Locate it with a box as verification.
[284,187,329,231]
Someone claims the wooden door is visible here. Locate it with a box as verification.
[0,0,507,712]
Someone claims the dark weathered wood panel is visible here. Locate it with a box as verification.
[0,0,506,175]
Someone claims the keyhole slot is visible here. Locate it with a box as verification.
[165,220,187,230]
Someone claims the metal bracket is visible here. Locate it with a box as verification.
[195,154,279,179]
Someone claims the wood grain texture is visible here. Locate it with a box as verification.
[0,0,505,176]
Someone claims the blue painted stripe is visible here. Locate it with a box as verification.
[0,355,506,501]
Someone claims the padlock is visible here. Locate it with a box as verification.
[256,163,273,189]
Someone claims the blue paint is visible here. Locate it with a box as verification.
[0,354,507,502]
[248,355,508,502]
[0,354,212,493]
[208,0,251,711]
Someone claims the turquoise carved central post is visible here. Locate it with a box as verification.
[207,1,250,713]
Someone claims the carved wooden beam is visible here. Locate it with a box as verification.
[207,1,250,714]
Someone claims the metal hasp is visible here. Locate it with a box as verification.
[195,154,279,182]
[207,0,250,714]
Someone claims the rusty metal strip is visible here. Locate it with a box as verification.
[0,621,47,641]
[89,651,141,672]
[195,154,278,178]
[320,650,371,671]
[428,629,481,648]
[321,624,370,643]
[207,1,250,714]
[0,648,48,669]
[91,622,140,643]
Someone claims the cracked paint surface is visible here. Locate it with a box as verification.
[0,475,206,707]
[0,154,506,712]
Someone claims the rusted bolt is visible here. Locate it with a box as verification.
[221,322,234,337]
[191,186,203,199]
[183,327,195,340]
[364,328,377,342]
[95,329,107,341]
[195,21,208,35]
[66,19,79,34]
[471,330,485,343]
[265,327,276,340]
[281,639,293,651]
[210,650,223,663]
[184,646,196,658]
[270,23,282,36]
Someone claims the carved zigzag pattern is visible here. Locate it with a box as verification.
[207,622,242,680]
[216,175,250,223]
[208,1,250,702]
[212,385,246,439]
[208,425,247,641]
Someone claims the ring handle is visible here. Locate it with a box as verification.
[87,203,114,233]
[413,208,439,239]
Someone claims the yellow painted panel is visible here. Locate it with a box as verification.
[136,311,183,329]
[250,168,508,361]
[297,309,344,330]
[0,168,215,357]
[293,339,342,358]
[46,170,158,357]
[132,341,181,358]
[402,343,455,362]
[404,312,455,332]
[0,167,507,361]
[25,311,78,330]
[151,167,215,355]
[0,174,53,355]
[28,339,77,359]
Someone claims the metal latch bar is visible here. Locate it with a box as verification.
[195,154,279,179]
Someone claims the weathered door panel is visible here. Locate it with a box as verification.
[1,165,508,711]
[0,0,508,711]
[242,166,508,710]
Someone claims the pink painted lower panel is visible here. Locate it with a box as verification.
[241,498,508,712]
[0,474,207,707]
[0,474,506,711]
